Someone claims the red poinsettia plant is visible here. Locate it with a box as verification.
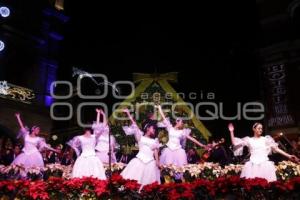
[0,175,300,199]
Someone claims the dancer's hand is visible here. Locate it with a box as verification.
[96,108,102,113]
[228,123,234,132]
[289,155,300,163]
[15,112,20,118]
[123,108,130,113]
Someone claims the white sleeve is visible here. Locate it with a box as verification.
[122,124,143,136]
[92,122,109,136]
[151,138,162,150]
[180,128,191,148]
[232,137,250,156]
[38,138,55,151]
[110,135,117,147]
[182,128,191,138]
[122,123,143,142]
[265,135,279,154]
[17,127,29,139]
[66,136,81,157]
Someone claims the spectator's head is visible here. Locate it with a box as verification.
[55,144,63,153]
[188,148,196,155]
[13,145,21,155]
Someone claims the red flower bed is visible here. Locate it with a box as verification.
[0,176,300,199]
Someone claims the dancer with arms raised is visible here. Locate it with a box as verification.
[93,108,117,164]
[158,105,207,166]
[12,113,58,169]
[120,108,161,189]
[67,110,106,179]
[228,122,299,182]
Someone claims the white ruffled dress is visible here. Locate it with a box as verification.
[233,135,278,182]
[120,124,161,187]
[92,123,117,164]
[12,128,51,168]
[67,135,106,179]
[159,119,191,167]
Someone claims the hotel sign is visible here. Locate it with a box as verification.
[264,64,295,128]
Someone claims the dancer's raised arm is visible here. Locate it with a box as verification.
[122,108,142,142]
[93,108,109,135]
[123,108,137,125]
[228,123,236,146]
[157,105,167,122]
[96,108,101,124]
[95,108,108,126]
[15,112,25,130]
[100,109,107,126]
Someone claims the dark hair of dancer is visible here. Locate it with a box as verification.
[83,127,93,133]
[29,126,39,135]
[142,120,158,138]
[252,122,263,129]
[169,117,184,127]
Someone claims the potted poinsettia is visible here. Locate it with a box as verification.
[27,166,43,180]
[43,163,64,179]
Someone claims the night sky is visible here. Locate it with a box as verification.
[0,1,264,140]
[58,2,261,138]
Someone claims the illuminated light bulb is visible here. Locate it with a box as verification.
[0,7,10,18]
[0,40,5,51]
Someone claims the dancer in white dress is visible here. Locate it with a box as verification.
[158,105,207,166]
[67,124,106,179]
[12,113,59,169]
[228,122,299,182]
[120,109,161,189]
[93,109,117,164]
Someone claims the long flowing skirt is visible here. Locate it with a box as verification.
[241,160,277,182]
[96,151,116,164]
[72,155,106,180]
[12,151,44,168]
[160,147,187,167]
[121,158,160,187]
